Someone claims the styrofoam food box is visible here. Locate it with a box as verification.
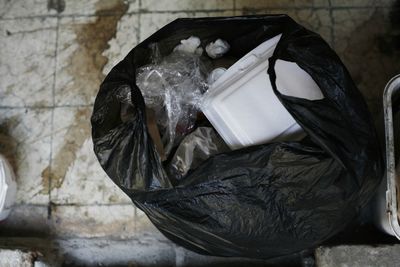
[201,34,323,150]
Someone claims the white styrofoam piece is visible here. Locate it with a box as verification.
[0,154,17,221]
[201,34,322,150]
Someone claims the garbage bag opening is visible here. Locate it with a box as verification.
[92,15,383,259]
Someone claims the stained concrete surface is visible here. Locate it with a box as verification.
[315,245,400,267]
[0,249,38,267]
[0,237,305,267]
[0,0,399,266]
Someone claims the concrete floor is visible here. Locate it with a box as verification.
[0,0,399,266]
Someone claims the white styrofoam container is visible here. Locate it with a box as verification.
[201,34,323,150]
[0,154,17,221]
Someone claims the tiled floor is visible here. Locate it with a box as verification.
[0,0,399,265]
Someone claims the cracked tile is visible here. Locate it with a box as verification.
[0,18,57,107]
[141,0,234,12]
[235,9,333,45]
[235,0,329,9]
[0,0,56,19]
[333,7,400,114]
[55,16,95,106]
[139,11,235,41]
[193,10,236,17]
[51,205,136,238]
[55,7,128,105]
[330,0,395,7]
[102,13,140,75]
[139,12,189,41]
[0,108,52,204]
[126,0,140,13]
[61,0,139,16]
[49,107,131,205]
[294,9,332,44]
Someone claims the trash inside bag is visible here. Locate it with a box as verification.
[174,36,204,55]
[136,42,210,156]
[167,127,229,180]
[206,38,230,59]
[91,15,383,259]
[201,34,311,149]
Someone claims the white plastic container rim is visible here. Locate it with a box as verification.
[0,154,17,221]
[375,74,400,239]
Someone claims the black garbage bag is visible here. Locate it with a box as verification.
[91,15,383,259]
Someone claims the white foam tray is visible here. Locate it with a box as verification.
[201,34,323,150]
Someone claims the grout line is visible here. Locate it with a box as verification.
[48,235,172,242]
[13,203,134,208]
[0,5,391,21]
[137,0,142,42]
[131,5,388,11]
[233,0,239,16]
[0,104,94,109]
[46,12,60,220]
[49,234,173,242]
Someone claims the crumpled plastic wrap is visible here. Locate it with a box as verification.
[168,127,229,179]
[136,43,209,156]
[174,36,203,55]
[206,39,230,59]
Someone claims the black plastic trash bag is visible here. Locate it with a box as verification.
[91,15,383,259]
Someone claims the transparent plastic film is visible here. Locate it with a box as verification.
[136,42,209,157]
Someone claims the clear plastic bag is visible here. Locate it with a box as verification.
[136,44,209,156]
